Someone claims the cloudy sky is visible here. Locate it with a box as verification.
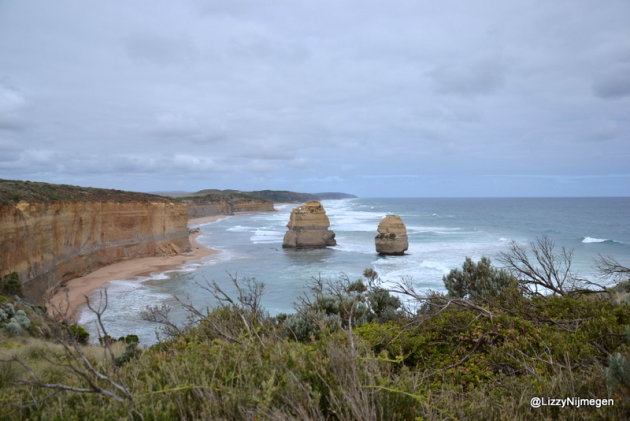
[0,0,628,197]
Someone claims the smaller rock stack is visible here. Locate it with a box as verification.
[375,215,408,255]
[282,201,336,248]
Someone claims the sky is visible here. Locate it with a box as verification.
[0,0,629,197]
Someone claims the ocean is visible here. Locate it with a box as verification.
[78,197,630,344]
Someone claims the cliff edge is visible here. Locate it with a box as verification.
[0,179,191,303]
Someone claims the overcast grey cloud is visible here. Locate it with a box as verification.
[0,0,628,196]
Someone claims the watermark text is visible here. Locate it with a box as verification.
[530,397,614,409]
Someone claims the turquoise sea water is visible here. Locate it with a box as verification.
[79,197,630,344]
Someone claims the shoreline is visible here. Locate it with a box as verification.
[47,215,226,322]
[46,204,294,323]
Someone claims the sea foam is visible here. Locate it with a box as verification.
[582,236,608,243]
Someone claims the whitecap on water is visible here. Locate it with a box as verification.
[582,236,608,243]
[250,229,284,244]
[226,225,255,232]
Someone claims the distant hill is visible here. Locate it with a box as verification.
[162,189,357,203]
[245,190,316,203]
[0,179,171,205]
[313,192,357,200]
[176,190,268,204]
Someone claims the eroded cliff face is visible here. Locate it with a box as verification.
[186,200,274,218]
[0,200,190,303]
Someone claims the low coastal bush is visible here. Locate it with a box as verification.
[443,256,519,303]
[0,262,629,420]
[0,272,22,297]
[67,324,90,344]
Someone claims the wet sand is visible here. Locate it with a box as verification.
[47,215,225,321]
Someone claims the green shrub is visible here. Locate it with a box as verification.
[0,272,22,297]
[368,287,402,322]
[13,310,30,329]
[119,334,139,344]
[606,353,630,398]
[68,324,89,344]
[99,335,115,345]
[4,319,22,336]
[286,272,403,341]
[1,303,15,318]
[114,345,141,366]
[443,256,519,302]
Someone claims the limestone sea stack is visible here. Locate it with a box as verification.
[282,201,336,248]
[375,215,409,255]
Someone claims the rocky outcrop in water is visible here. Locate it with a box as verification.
[375,215,408,255]
[282,201,336,248]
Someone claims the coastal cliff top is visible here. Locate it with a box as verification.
[175,190,272,204]
[163,189,357,203]
[0,179,175,205]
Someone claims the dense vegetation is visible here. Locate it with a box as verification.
[0,179,173,205]
[173,189,356,204]
[176,190,273,205]
[1,250,629,419]
[246,190,357,203]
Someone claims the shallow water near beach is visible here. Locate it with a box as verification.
[79,197,630,344]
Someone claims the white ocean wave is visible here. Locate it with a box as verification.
[250,229,284,244]
[406,225,462,234]
[331,235,376,255]
[582,236,608,243]
[227,225,254,232]
[419,260,452,274]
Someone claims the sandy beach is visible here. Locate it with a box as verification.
[47,215,225,321]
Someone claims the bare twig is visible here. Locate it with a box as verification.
[498,236,607,296]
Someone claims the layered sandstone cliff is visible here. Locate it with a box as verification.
[282,201,336,248]
[182,196,274,218]
[0,186,190,303]
[375,215,409,255]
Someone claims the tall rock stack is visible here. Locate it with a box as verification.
[375,215,408,255]
[282,201,336,248]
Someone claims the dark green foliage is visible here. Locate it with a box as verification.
[114,344,141,367]
[98,335,115,345]
[0,272,22,297]
[606,353,630,397]
[286,272,403,341]
[347,280,367,293]
[100,334,140,345]
[68,324,89,344]
[368,288,401,321]
[180,189,356,204]
[375,232,396,240]
[443,256,519,302]
[119,334,139,344]
[242,189,316,203]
